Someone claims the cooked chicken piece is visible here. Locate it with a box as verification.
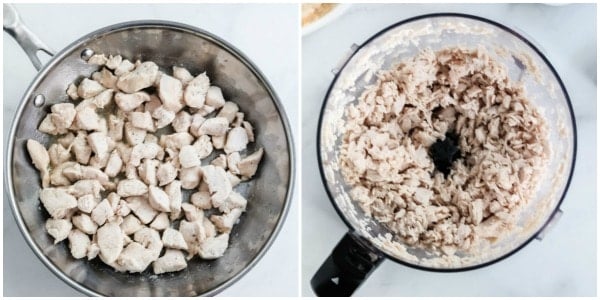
[190,191,212,210]
[152,106,176,129]
[138,159,159,186]
[212,135,225,150]
[45,218,72,244]
[114,59,135,77]
[179,145,200,168]
[71,132,92,164]
[216,191,247,213]
[158,74,184,112]
[159,132,194,151]
[157,162,177,186]
[106,192,120,210]
[201,165,232,208]
[181,203,203,222]
[172,111,191,133]
[226,171,242,187]
[115,142,132,164]
[112,198,130,216]
[153,249,187,274]
[133,227,163,260]
[211,208,243,233]
[92,68,118,89]
[78,78,105,98]
[66,83,79,100]
[124,163,139,180]
[179,166,202,189]
[184,72,210,108]
[147,212,168,231]
[217,102,239,124]
[87,242,100,260]
[117,179,148,197]
[203,217,217,239]
[242,121,255,142]
[48,143,71,167]
[39,188,77,219]
[197,117,228,137]
[104,150,123,177]
[91,199,114,226]
[87,132,110,161]
[68,229,91,259]
[198,233,229,259]
[238,148,264,180]
[87,53,107,65]
[116,241,154,273]
[63,163,108,187]
[91,89,114,108]
[121,214,143,235]
[74,107,102,131]
[224,127,249,154]
[188,114,205,137]
[124,122,147,146]
[50,103,77,133]
[232,112,243,128]
[72,214,98,235]
[115,92,150,112]
[192,135,213,159]
[68,179,104,198]
[107,114,124,142]
[226,152,241,174]
[148,186,171,212]
[127,196,158,224]
[178,220,202,258]
[49,162,72,186]
[205,86,226,109]
[164,180,182,220]
[172,66,194,84]
[97,222,124,264]
[27,139,50,187]
[196,104,216,117]
[211,154,227,169]
[162,228,188,250]
[106,55,122,70]
[129,143,162,166]
[38,114,59,135]
[130,111,155,132]
[77,194,98,214]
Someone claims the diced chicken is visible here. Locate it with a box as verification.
[68,179,104,198]
[92,89,114,108]
[191,191,212,210]
[211,154,227,169]
[226,171,242,187]
[127,196,158,224]
[49,162,73,186]
[87,242,100,260]
[212,135,225,150]
[74,107,102,131]
[130,111,155,132]
[172,66,194,84]
[50,103,77,133]
[242,121,255,142]
[158,74,184,112]
[72,132,92,164]
[164,180,182,220]
[232,112,244,127]
[198,233,229,259]
[129,143,162,166]
[68,229,91,259]
[150,212,169,231]
[153,249,187,274]
[202,165,232,208]
[227,152,241,174]
[48,143,71,167]
[77,194,98,214]
[203,217,217,239]
[160,132,194,151]
[97,222,124,264]
[238,148,264,180]
[148,186,171,212]
[184,72,210,108]
[87,53,107,65]
[72,214,98,235]
[114,59,135,76]
[152,106,176,129]
[138,159,159,186]
[172,111,191,133]
[92,68,118,89]
[91,199,114,226]
[115,92,150,112]
[193,135,213,159]
[87,132,110,161]
[39,188,77,219]
[196,105,216,116]
[198,117,228,136]
[45,218,72,244]
[106,55,122,70]
[117,179,148,197]
[205,86,226,109]
[179,166,201,189]
[211,208,243,233]
[162,228,188,250]
[38,114,59,135]
[178,220,202,258]
[133,227,163,260]
[179,145,200,168]
[157,162,177,186]
[216,191,247,213]
[115,199,131,217]
[181,202,203,222]
[124,122,147,146]
[104,150,123,177]
[189,114,205,137]
[121,214,143,235]
[117,241,153,273]
[66,83,79,100]
[107,114,124,142]
[27,139,50,187]
[78,78,105,98]
[217,102,239,124]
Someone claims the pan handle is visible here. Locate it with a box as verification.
[310,232,384,296]
[3,4,55,71]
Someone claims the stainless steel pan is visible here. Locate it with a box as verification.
[4,4,294,296]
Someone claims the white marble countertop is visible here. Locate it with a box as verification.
[3,3,299,297]
[302,3,596,297]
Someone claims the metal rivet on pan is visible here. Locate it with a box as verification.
[33,94,45,107]
[81,48,94,61]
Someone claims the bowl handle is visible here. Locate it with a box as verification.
[3,4,55,71]
[310,232,384,296]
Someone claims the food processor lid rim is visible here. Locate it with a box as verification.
[316,12,577,272]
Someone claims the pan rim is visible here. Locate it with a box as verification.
[5,19,295,297]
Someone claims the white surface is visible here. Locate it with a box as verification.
[2,4,299,297]
[302,3,596,297]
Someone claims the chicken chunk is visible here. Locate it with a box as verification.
[172,66,194,84]
[133,227,163,260]
[211,154,227,169]
[92,68,118,89]
[138,159,159,186]
[87,242,100,260]
[181,202,203,222]
[152,106,176,129]
[211,135,225,150]
[205,86,226,109]
[217,102,239,124]
[211,208,243,233]
[127,196,158,224]
[157,162,177,186]
[87,53,107,65]
[97,222,124,264]
[198,117,228,136]
[124,122,147,146]
[224,127,248,154]
[78,78,105,98]
[158,74,184,112]
[106,55,122,70]
[162,228,188,250]
[193,135,213,159]
[48,143,71,167]
[50,103,77,133]
[153,249,187,274]
[179,145,200,168]
[39,188,77,219]
[27,139,50,187]
[114,59,135,76]
[130,111,155,132]
[184,72,210,108]
[115,92,150,112]
[238,148,264,180]
[46,218,72,244]
[179,166,202,189]
[164,180,182,220]
[117,179,148,197]
[201,165,232,208]
[150,212,170,231]
[66,83,79,100]
[172,111,191,133]
[216,191,247,213]
[191,191,212,210]
[107,114,125,142]
[74,107,102,131]
[92,89,114,108]
[77,194,98,214]
[148,186,171,212]
[198,233,229,259]
[69,229,91,259]
[129,143,162,166]
[91,199,114,226]
[104,150,123,177]
[242,121,255,142]
[117,61,158,93]
[160,132,194,151]
[68,179,104,198]
[87,132,110,161]
[38,114,59,135]
[117,241,153,273]
[121,214,143,235]
[72,214,98,235]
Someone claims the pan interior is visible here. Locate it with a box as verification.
[9,23,291,296]
[319,15,575,269]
